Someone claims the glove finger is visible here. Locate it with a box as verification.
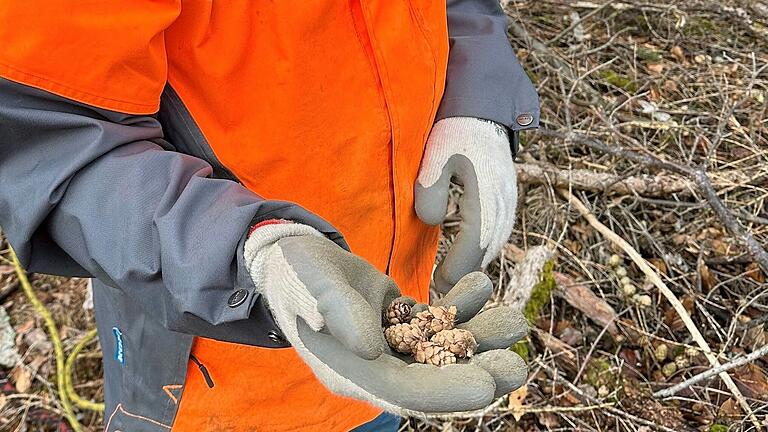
[411,302,429,315]
[484,174,517,268]
[278,236,393,360]
[484,189,508,267]
[313,280,385,360]
[297,320,497,413]
[433,236,483,294]
[415,163,452,226]
[435,272,493,323]
[469,349,527,398]
[457,306,528,352]
[433,157,486,294]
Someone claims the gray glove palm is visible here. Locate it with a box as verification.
[416,117,518,293]
[244,224,527,416]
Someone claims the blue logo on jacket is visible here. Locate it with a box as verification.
[112,327,125,366]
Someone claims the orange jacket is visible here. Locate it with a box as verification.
[0,1,538,430]
[169,2,448,429]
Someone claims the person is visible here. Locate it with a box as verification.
[0,1,539,430]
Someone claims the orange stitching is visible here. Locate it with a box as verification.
[162,384,183,405]
[116,406,172,429]
[103,403,171,431]
[104,404,121,431]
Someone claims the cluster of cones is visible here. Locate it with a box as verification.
[383,300,477,366]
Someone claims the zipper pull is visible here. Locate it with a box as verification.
[190,354,215,388]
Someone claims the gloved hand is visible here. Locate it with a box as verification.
[416,117,518,293]
[244,222,528,416]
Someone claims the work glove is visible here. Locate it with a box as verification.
[416,117,518,293]
[243,222,528,416]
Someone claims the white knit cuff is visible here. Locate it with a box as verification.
[418,117,508,189]
[243,221,323,293]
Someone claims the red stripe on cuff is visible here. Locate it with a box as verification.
[248,219,293,237]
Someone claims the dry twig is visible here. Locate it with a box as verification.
[654,343,768,399]
[541,128,768,275]
[534,359,681,432]
[558,187,762,429]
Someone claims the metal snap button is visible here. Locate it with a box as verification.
[516,113,534,127]
[227,289,248,308]
[268,330,284,343]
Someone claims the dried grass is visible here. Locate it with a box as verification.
[2,1,768,430]
[422,1,768,431]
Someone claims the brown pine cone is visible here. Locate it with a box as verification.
[384,323,424,354]
[413,341,456,366]
[384,301,412,326]
[431,328,477,358]
[410,305,457,337]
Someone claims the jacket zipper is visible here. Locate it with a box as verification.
[354,0,398,274]
[190,354,215,388]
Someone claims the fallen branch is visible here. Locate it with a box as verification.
[558,188,762,430]
[0,279,19,303]
[540,128,768,277]
[517,162,696,197]
[9,247,83,432]
[552,272,620,337]
[503,244,620,337]
[505,402,615,414]
[502,245,554,311]
[654,343,768,399]
[517,162,754,198]
[546,0,619,45]
[533,328,579,373]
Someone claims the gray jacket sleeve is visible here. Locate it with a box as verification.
[0,77,343,347]
[437,0,540,130]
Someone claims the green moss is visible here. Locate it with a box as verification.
[684,17,717,38]
[532,15,557,26]
[518,130,527,148]
[600,70,637,93]
[584,358,613,389]
[522,260,556,324]
[672,344,686,359]
[709,425,728,432]
[508,260,556,362]
[637,47,662,63]
[510,340,529,362]
[526,70,540,85]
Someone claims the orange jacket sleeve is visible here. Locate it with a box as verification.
[0,1,180,114]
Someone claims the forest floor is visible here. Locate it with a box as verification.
[2,0,768,431]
